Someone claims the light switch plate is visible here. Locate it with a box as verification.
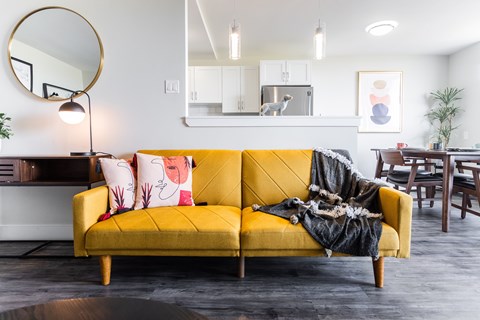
[165,80,180,94]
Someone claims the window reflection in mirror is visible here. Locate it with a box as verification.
[8,6,104,100]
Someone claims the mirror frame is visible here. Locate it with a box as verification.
[7,6,104,101]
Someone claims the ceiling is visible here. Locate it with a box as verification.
[188,0,480,61]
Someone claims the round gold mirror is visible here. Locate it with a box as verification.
[8,7,104,100]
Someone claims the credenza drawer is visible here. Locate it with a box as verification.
[0,159,20,182]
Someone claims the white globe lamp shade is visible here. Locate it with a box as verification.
[58,101,86,124]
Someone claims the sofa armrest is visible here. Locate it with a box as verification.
[378,187,413,258]
[72,185,109,257]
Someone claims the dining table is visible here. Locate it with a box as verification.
[372,148,480,232]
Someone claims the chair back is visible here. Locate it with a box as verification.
[380,149,405,166]
[455,162,480,190]
[380,149,441,208]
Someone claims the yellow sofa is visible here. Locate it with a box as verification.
[73,149,412,287]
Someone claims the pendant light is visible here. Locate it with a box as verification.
[229,0,241,60]
[314,20,326,60]
[314,0,326,60]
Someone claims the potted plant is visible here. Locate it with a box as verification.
[425,87,463,148]
[0,113,13,151]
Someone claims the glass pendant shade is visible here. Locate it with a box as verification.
[314,21,326,60]
[229,21,241,60]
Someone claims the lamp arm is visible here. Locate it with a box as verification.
[70,90,93,154]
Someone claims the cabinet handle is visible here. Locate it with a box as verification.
[195,91,198,101]
[282,72,286,82]
[286,72,290,82]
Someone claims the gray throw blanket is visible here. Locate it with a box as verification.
[253,148,384,258]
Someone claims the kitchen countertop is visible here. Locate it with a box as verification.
[184,116,361,127]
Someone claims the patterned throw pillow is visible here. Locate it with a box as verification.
[134,153,194,209]
[99,158,136,214]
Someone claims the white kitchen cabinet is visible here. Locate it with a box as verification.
[188,66,222,103]
[259,60,311,85]
[222,66,259,113]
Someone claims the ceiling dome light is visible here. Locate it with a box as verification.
[365,20,398,36]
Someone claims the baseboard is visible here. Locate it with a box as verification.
[0,225,73,240]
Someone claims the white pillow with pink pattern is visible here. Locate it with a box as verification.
[99,158,136,214]
[134,153,194,209]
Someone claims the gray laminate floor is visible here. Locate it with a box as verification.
[1,203,480,319]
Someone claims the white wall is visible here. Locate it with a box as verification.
[0,0,449,240]
[448,42,480,148]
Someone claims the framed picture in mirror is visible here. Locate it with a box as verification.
[43,83,74,100]
[11,57,33,92]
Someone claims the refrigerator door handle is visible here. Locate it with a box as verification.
[307,90,313,116]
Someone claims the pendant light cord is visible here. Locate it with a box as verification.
[233,0,237,27]
[318,0,321,25]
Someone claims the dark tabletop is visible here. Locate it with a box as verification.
[0,297,209,320]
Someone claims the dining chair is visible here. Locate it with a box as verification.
[380,149,443,208]
[371,148,389,179]
[452,162,480,218]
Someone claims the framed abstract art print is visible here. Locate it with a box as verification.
[357,71,403,132]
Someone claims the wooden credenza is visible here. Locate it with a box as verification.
[0,155,108,188]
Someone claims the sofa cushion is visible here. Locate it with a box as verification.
[242,150,312,208]
[241,207,399,254]
[134,153,194,209]
[86,205,241,251]
[138,150,242,208]
[99,158,136,214]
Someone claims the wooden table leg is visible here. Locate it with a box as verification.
[441,155,455,232]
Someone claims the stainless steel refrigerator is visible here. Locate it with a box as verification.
[261,85,313,116]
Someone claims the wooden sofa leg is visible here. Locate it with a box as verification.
[238,255,245,278]
[372,257,384,288]
[99,255,112,286]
